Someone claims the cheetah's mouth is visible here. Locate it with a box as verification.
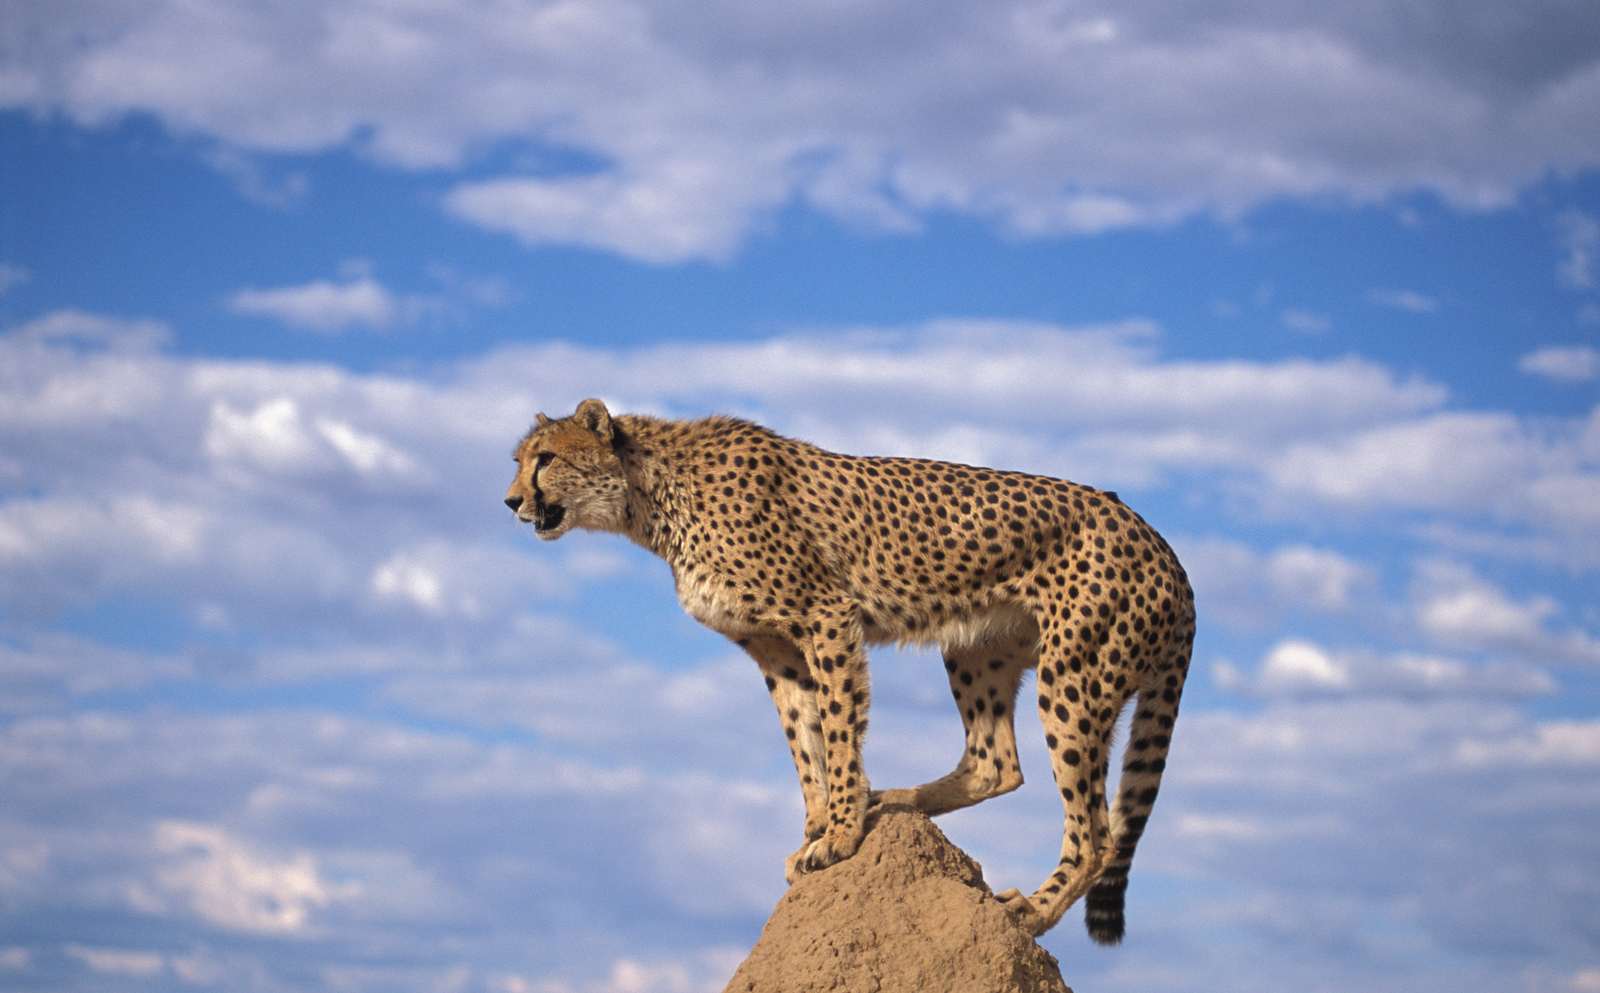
[533,497,566,533]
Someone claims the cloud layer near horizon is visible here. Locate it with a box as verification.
[3,309,1600,990]
[8,0,1600,261]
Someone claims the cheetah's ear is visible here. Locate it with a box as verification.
[535,412,553,427]
[573,398,613,443]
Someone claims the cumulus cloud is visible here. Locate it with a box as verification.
[1456,718,1600,767]
[1411,561,1600,667]
[1265,408,1600,545]
[228,277,399,332]
[1213,637,1556,698]
[204,397,419,478]
[1521,345,1600,383]
[144,820,358,934]
[6,685,1598,992]
[445,166,782,265]
[1177,538,1373,631]
[0,708,795,987]
[1140,696,1600,977]
[226,265,508,332]
[7,1,1600,261]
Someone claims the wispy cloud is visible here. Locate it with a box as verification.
[0,263,30,294]
[1558,211,1598,290]
[1366,287,1439,313]
[1281,309,1332,334]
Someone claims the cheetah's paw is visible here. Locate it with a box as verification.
[783,833,860,882]
[995,887,1046,935]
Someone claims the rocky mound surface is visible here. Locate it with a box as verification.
[724,806,1072,993]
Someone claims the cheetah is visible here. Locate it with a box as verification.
[505,399,1194,942]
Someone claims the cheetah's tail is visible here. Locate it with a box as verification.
[1084,647,1190,946]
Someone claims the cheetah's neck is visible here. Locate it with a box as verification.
[613,414,697,560]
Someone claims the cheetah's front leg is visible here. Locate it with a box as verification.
[788,601,872,879]
[738,635,829,850]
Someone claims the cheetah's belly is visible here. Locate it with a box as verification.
[863,600,1039,652]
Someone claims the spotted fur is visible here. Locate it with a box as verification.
[505,399,1195,942]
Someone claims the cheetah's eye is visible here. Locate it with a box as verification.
[536,452,554,468]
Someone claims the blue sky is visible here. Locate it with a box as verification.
[3,2,1600,991]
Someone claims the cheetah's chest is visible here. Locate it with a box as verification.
[671,563,772,639]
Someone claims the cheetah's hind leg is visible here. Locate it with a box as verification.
[871,632,1030,817]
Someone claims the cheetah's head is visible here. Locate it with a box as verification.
[505,398,627,541]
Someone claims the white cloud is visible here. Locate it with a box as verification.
[1558,211,1598,289]
[205,397,323,469]
[8,1,1600,261]
[1521,345,1600,383]
[0,707,796,969]
[1366,288,1438,313]
[370,554,446,614]
[226,268,486,333]
[1455,718,1600,767]
[587,954,749,993]
[229,277,398,332]
[383,654,779,771]
[65,945,165,978]
[445,166,780,265]
[461,320,1448,475]
[1412,561,1600,666]
[1281,308,1331,334]
[0,263,30,294]
[1214,638,1556,699]
[1265,409,1600,545]
[1259,639,1351,691]
[0,634,192,714]
[365,542,564,621]
[150,820,357,934]
[204,398,418,478]
[1178,538,1373,631]
[203,145,310,208]
[5,308,171,353]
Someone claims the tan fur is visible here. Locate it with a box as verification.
[506,400,1195,941]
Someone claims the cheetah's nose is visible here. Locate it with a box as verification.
[505,495,524,511]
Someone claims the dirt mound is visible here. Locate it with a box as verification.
[724,806,1072,993]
